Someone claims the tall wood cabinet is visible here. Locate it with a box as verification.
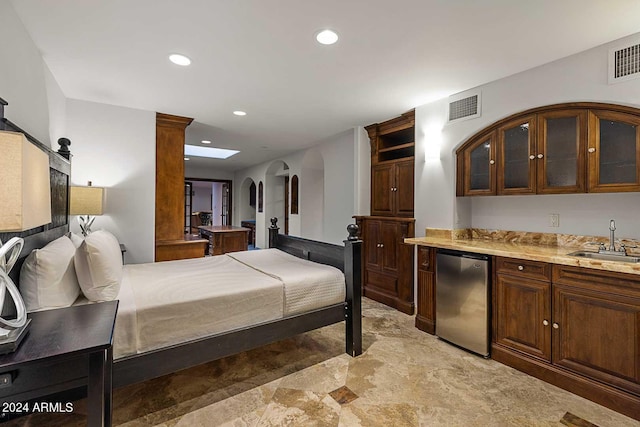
[359,110,415,314]
[155,113,207,262]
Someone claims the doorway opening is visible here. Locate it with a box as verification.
[184,178,233,234]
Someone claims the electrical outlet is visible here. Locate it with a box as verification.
[548,213,560,227]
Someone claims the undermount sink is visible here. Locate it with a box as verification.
[567,251,640,263]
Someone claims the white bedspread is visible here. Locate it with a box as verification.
[116,255,284,358]
[228,249,346,316]
[81,249,346,359]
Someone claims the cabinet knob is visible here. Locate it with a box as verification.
[588,147,596,153]
[537,154,544,159]
[543,320,549,326]
[529,155,535,160]
[517,265,524,271]
[489,160,495,165]
[553,323,559,329]
[380,244,384,248]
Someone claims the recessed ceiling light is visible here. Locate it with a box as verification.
[316,29,338,45]
[169,54,191,66]
[201,140,212,144]
[185,145,239,159]
[184,157,190,161]
[233,111,247,116]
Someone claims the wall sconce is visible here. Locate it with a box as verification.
[70,182,104,236]
[424,123,444,161]
[0,131,52,352]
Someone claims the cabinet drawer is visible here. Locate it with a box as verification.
[553,265,640,297]
[496,257,551,281]
[417,246,434,272]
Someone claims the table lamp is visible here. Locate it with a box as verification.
[70,182,104,236]
[0,131,52,353]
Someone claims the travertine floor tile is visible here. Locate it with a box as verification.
[5,298,639,427]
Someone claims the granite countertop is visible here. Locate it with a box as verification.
[405,236,640,276]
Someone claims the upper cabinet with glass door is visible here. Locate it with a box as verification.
[588,110,640,192]
[497,115,536,195]
[456,103,639,196]
[459,130,496,196]
[536,110,587,194]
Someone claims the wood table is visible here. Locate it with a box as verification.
[0,301,118,426]
[198,225,250,255]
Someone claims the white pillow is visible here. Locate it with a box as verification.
[66,232,84,249]
[20,235,81,312]
[74,230,123,301]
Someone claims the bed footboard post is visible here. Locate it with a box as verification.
[344,224,362,357]
[268,217,279,248]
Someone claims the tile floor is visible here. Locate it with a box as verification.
[7,298,640,426]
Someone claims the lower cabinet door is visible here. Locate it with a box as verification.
[495,274,551,362]
[552,284,640,396]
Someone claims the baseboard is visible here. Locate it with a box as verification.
[415,315,435,335]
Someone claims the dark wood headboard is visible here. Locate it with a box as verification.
[0,98,72,287]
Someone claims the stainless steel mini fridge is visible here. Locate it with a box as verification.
[435,249,490,357]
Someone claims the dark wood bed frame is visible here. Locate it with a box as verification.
[113,218,362,387]
[1,113,363,402]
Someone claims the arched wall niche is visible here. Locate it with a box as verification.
[265,160,290,242]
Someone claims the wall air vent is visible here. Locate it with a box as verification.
[609,41,640,84]
[448,91,481,123]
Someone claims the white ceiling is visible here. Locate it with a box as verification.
[11,0,640,172]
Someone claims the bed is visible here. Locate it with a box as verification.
[0,118,362,401]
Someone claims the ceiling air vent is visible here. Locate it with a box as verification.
[609,41,640,84]
[448,91,481,123]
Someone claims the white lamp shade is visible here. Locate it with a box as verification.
[70,186,104,215]
[0,131,52,232]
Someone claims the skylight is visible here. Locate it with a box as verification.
[184,145,239,159]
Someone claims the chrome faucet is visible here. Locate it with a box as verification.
[609,219,616,252]
[587,219,639,256]
[587,219,637,256]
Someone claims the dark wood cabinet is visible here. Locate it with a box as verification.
[460,130,496,196]
[588,109,640,192]
[415,246,436,334]
[536,109,587,194]
[457,102,640,196]
[361,111,415,314]
[494,259,551,362]
[366,110,415,218]
[551,266,640,397]
[497,115,537,195]
[493,258,640,420]
[354,216,415,315]
[371,161,414,217]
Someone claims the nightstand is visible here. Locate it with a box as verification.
[0,301,118,426]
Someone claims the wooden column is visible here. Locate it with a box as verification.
[155,113,207,261]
